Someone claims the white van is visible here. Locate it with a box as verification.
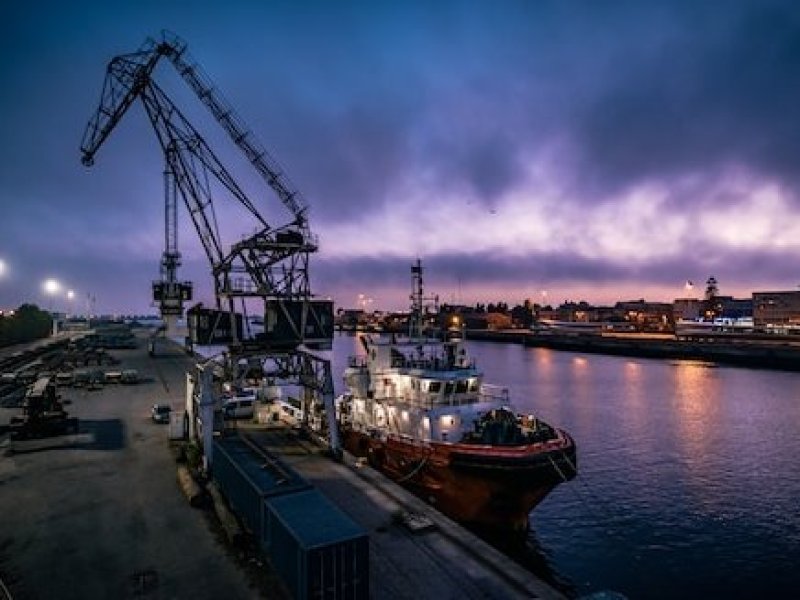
[223,396,255,420]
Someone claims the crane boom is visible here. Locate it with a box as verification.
[158,32,309,227]
[81,32,308,230]
[80,32,340,456]
[80,39,163,167]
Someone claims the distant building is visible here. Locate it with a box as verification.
[614,300,673,332]
[335,309,366,330]
[673,298,702,321]
[465,312,512,330]
[510,303,534,328]
[535,305,556,321]
[719,297,752,319]
[548,300,671,332]
[752,291,800,327]
[673,296,752,321]
[555,301,597,322]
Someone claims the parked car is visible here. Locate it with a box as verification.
[151,404,171,424]
[222,396,255,420]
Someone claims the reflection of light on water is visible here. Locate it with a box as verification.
[620,359,647,432]
[570,356,589,397]
[672,362,721,499]
[624,359,642,395]
[535,348,553,376]
[566,355,594,430]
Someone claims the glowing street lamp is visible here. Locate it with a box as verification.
[42,279,61,313]
[66,289,76,317]
[43,279,61,295]
[41,278,63,335]
[0,258,6,277]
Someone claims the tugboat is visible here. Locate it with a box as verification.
[337,260,577,531]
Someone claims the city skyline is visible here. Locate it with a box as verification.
[3,1,800,314]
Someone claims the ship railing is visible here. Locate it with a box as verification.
[479,384,510,404]
[398,357,476,371]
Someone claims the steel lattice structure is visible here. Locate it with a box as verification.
[80,31,339,454]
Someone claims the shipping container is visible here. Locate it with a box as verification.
[212,436,311,535]
[263,489,369,599]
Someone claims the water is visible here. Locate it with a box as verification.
[332,333,800,599]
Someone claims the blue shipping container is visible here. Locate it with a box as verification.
[212,436,311,534]
[264,489,369,599]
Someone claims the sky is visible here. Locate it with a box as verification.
[3,0,800,315]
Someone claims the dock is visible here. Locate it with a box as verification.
[246,427,563,599]
[466,328,800,371]
[0,328,565,599]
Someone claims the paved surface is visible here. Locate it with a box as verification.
[250,428,566,600]
[1,332,565,599]
[0,334,264,599]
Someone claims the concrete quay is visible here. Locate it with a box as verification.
[245,427,566,600]
[466,328,800,371]
[1,332,566,599]
[0,334,278,600]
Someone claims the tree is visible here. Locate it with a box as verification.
[0,304,52,347]
[702,276,722,319]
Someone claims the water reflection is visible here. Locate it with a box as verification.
[670,362,721,474]
[332,334,800,598]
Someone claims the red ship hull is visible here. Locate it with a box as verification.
[342,428,577,530]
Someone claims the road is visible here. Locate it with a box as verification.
[0,333,266,599]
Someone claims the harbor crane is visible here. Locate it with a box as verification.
[80,31,339,456]
[151,162,193,336]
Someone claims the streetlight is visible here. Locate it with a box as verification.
[42,278,62,336]
[66,290,75,318]
[0,258,6,277]
[43,279,60,295]
[42,279,61,312]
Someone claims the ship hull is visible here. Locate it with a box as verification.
[342,428,577,531]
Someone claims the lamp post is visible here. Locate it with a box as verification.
[43,279,61,311]
[43,279,61,336]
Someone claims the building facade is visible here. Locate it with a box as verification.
[752,291,800,327]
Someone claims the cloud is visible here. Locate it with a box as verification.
[4,1,800,314]
[566,0,800,202]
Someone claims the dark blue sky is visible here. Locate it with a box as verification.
[3,0,800,314]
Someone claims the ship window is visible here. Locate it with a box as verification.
[455,380,468,393]
[469,379,478,392]
[444,382,454,394]
[428,382,441,393]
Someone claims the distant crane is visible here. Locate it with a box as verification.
[151,162,193,334]
[80,31,339,456]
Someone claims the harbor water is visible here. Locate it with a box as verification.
[332,333,800,599]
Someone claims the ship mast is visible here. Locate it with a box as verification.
[409,259,439,340]
[409,259,424,340]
